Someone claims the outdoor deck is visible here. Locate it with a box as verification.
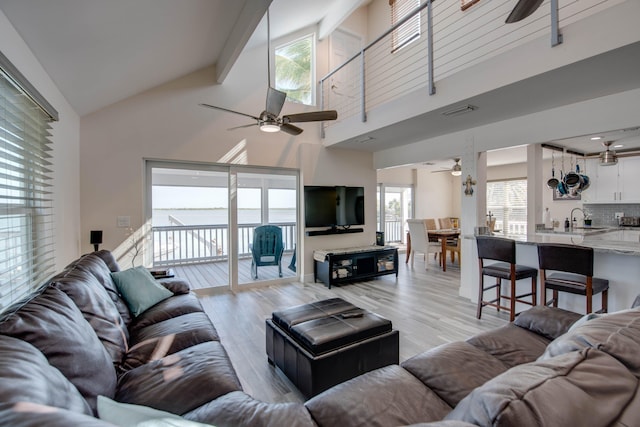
[171,253,296,289]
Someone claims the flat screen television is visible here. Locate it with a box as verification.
[304,185,365,228]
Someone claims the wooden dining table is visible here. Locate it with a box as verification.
[427,229,461,272]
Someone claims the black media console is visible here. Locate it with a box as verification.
[313,246,398,288]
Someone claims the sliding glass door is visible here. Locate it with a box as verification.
[235,169,297,287]
[146,161,299,291]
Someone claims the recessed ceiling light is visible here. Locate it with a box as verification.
[590,136,602,140]
[614,144,624,148]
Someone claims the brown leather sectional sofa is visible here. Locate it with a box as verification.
[0,250,639,426]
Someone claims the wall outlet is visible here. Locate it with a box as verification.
[117,215,131,228]
[615,212,624,220]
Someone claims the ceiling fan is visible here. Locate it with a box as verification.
[505,0,544,23]
[199,9,337,136]
[431,158,462,176]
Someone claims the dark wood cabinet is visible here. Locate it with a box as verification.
[314,247,398,288]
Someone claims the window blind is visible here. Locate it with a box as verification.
[390,0,421,52]
[486,179,528,235]
[0,65,56,311]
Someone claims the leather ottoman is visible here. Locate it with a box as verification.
[265,297,399,397]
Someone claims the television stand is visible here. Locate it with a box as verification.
[313,246,398,288]
[306,227,363,236]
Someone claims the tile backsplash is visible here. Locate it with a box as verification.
[583,204,640,226]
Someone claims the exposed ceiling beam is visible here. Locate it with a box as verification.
[215,0,272,83]
[318,0,369,40]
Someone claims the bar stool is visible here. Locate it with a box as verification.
[537,243,608,314]
[476,236,537,321]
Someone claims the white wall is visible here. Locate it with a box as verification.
[0,10,81,270]
[80,35,376,282]
[415,169,461,219]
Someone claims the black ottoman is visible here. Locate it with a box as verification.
[265,297,399,397]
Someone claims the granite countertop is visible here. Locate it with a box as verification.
[517,227,640,256]
[465,227,640,256]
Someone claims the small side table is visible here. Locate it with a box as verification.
[149,268,175,279]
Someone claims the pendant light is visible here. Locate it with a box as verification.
[599,141,618,166]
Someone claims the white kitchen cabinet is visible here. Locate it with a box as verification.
[618,157,640,202]
[581,157,640,203]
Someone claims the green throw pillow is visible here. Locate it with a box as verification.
[111,266,173,317]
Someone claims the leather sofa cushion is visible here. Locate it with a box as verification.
[513,305,582,340]
[128,293,206,334]
[0,402,113,427]
[157,277,191,295]
[124,312,219,370]
[129,311,218,345]
[290,311,392,354]
[80,252,133,327]
[0,287,117,414]
[305,365,451,427]
[184,391,315,427]
[466,323,550,368]
[540,307,640,376]
[0,335,92,415]
[272,297,357,331]
[402,341,508,407]
[614,381,640,426]
[116,341,242,415]
[447,347,638,427]
[51,267,128,368]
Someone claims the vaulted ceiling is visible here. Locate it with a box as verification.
[0,0,366,116]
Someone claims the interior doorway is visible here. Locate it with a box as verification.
[377,184,413,244]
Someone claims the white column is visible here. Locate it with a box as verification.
[527,144,544,232]
[459,137,486,301]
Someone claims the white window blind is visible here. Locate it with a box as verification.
[390,0,420,52]
[0,62,56,311]
[486,179,527,235]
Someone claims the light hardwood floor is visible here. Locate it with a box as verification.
[196,254,509,404]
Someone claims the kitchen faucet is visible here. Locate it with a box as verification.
[570,207,585,229]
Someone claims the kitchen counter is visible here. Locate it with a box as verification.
[461,228,640,313]
[524,227,640,256]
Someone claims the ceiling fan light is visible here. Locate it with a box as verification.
[599,141,618,166]
[451,159,462,176]
[260,123,280,133]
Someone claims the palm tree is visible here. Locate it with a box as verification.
[275,37,312,105]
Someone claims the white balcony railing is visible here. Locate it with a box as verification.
[152,223,296,267]
[320,0,614,134]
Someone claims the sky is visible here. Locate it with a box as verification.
[152,186,296,210]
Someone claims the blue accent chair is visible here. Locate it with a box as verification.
[250,225,284,279]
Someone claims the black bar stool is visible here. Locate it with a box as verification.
[476,236,537,321]
[537,243,608,314]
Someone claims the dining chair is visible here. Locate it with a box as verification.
[438,217,453,229]
[446,236,461,264]
[476,236,537,321]
[406,219,441,268]
[537,243,608,314]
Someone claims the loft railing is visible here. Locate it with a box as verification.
[320,0,609,135]
[152,222,296,267]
